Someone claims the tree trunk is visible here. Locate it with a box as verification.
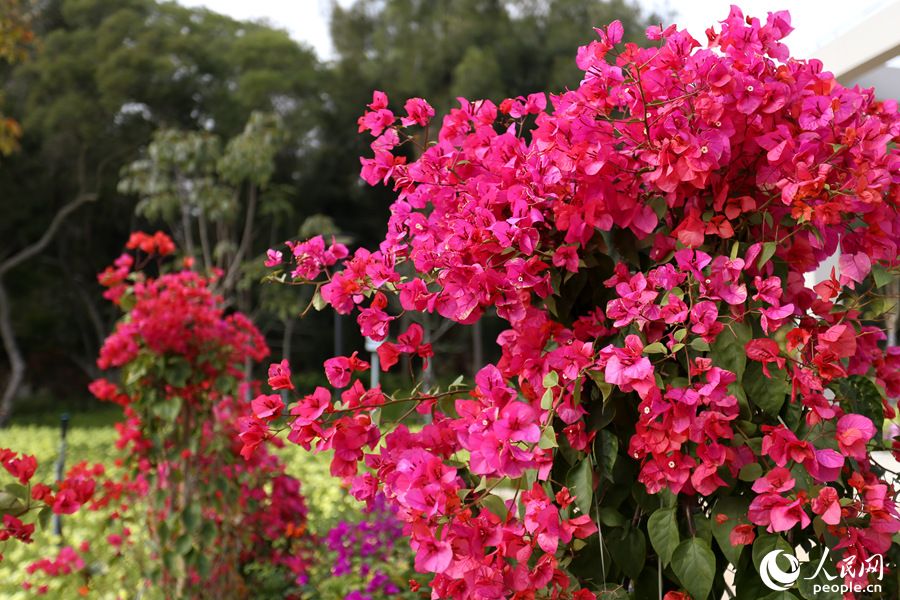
[222,184,258,293]
[180,202,196,261]
[0,193,96,426]
[197,208,214,274]
[0,280,24,426]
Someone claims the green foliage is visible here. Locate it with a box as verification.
[0,415,372,595]
[671,538,716,600]
[647,507,679,566]
[0,419,155,599]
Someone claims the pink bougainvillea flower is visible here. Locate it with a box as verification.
[267,359,293,391]
[401,97,435,127]
[751,467,795,494]
[324,352,370,388]
[838,252,871,288]
[251,394,284,422]
[264,248,283,267]
[811,487,842,525]
[414,536,453,574]
[836,414,876,461]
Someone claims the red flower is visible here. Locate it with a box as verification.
[267,359,294,391]
[729,524,756,546]
[1,451,37,485]
[744,339,785,377]
[251,394,284,421]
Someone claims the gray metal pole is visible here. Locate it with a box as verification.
[365,337,382,389]
[52,413,69,537]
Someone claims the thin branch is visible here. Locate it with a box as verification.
[0,193,96,276]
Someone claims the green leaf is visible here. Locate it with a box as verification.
[538,427,558,449]
[572,375,583,406]
[540,388,554,410]
[481,494,508,520]
[758,242,777,269]
[165,357,191,388]
[597,429,618,482]
[200,521,217,546]
[866,297,898,319]
[587,370,613,402]
[671,537,716,600]
[3,483,28,501]
[710,497,751,565]
[542,371,559,388]
[182,503,201,532]
[690,338,710,352]
[607,527,646,580]
[0,490,24,516]
[312,290,327,311]
[643,342,667,354]
[647,507,679,566]
[568,458,593,515]
[163,551,185,580]
[124,361,148,387]
[870,264,891,288]
[196,553,211,577]
[175,534,193,555]
[37,506,52,530]
[738,463,763,482]
[752,534,793,574]
[598,507,626,528]
[152,395,184,422]
[745,363,789,416]
[710,322,751,381]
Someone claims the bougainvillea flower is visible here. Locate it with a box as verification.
[836,414,876,461]
[745,339,785,377]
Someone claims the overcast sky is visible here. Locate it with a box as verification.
[176,0,895,61]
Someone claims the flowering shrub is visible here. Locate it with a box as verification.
[2,232,313,598]
[300,493,424,600]
[256,7,900,599]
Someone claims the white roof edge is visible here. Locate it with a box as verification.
[812,0,900,82]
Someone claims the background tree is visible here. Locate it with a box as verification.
[0,0,320,422]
